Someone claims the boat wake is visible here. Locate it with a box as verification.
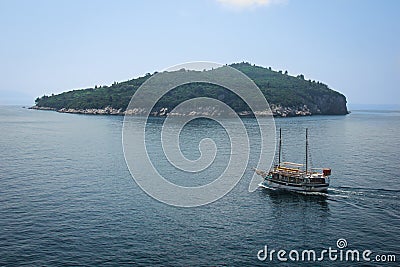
[258,178,400,202]
[329,186,400,199]
[258,183,277,191]
[335,186,400,194]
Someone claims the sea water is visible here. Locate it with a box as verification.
[0,106,398,266]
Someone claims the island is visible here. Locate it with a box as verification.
[31,62,348,117]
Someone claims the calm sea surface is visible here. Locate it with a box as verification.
[0,106,399,266]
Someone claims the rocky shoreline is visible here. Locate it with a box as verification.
[30,104,315,117]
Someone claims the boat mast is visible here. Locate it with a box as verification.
[305,128,308,173]
[278,128,282,166]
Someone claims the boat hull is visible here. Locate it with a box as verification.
[262,179,329,192]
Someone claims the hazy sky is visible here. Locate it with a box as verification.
[0,0,399,105]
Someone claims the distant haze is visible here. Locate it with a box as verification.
[0,0,399,106]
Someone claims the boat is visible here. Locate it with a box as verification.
[255,128,331,192]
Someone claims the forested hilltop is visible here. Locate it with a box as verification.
[32,62,348,117]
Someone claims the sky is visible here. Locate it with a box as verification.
[0,0,399,106]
